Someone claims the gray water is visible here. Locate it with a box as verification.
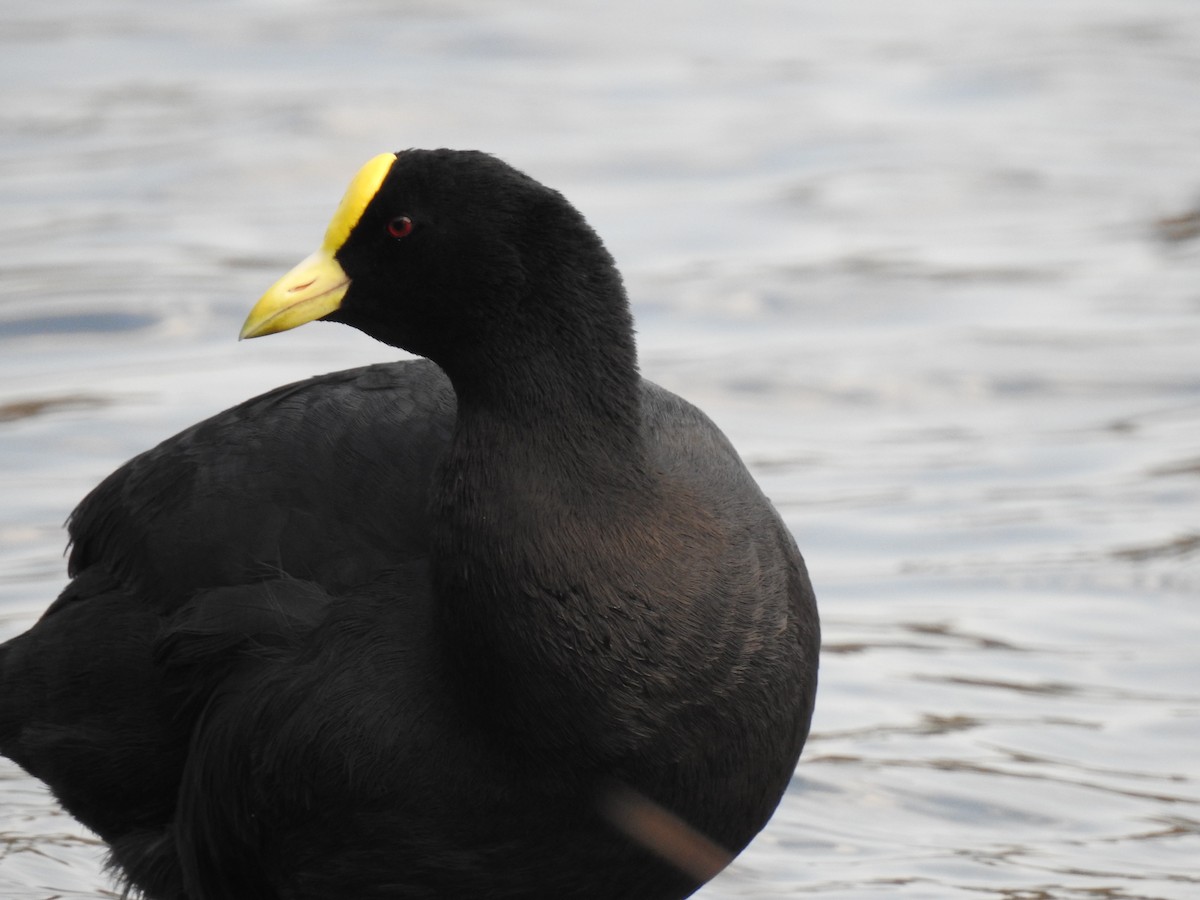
[2,1,1198,897]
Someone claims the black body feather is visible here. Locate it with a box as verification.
[0,150,818,899]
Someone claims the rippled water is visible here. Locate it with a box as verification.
[2,1,1199,897]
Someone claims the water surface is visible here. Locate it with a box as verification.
[2,1,1199,897]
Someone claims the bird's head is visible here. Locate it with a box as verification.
[240,149,627,379]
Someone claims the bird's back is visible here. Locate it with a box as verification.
[1,358,816,899]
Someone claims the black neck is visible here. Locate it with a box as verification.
[427,264,665,758]
[436,224,645,475]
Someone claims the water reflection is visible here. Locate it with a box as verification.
[0,311,157,338]
[0,395,109,423]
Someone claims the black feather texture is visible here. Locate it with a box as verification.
[0,150,818,900]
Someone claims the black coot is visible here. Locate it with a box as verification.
[0,150,818,900]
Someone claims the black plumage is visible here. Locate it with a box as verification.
[0,149,819,899]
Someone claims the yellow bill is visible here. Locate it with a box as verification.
[238,247,350,340]
[239,152,397,340]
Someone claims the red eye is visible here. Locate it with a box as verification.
[387,216,413,239]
